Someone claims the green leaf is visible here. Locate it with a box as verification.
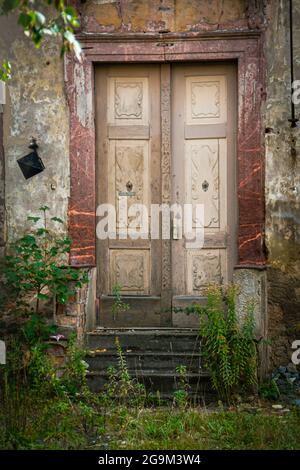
[36,228,49,236]
[64,6,77,17]
[39,205,50,212]
[63,30,82,60]
[42,28,54,36]
[35,12,46,26]
[20,234,37,245]
[27,216,40,223]
[0,60,11,82]
[37,293,49,300]
[51,216,64,224]
[63,30,75,43]
[49,23,61,34]
[18,12,32,28]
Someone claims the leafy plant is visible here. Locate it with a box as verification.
[173,365,190,409]
[0,333,102,449]
[259,379,280,401]
[111,284,130,320]
[0,208,100,449]
[0,0,81,80]
[0,206,88,316]
[0,60,11,82]
[102,336,146,407]
[59,333,90,398]
[22,314,57,345]
[178,285,258,402]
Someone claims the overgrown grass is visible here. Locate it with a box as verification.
[1,390,300,450]
[1,329,300,450]
[107,407,300,450]
[1,279,298,450]
[0,394,104,450]
[0,333,104,450]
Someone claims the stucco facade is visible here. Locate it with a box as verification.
[265,0,300,367]
[0,0,299,370]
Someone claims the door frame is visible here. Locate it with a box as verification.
[65,32,266,276]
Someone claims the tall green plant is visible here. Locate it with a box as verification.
[111,284,129,320]
[0,206,88,316]
[183,285,258,402]
[173,365,190,409]
[102,337,146,407]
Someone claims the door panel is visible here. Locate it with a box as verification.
[109,139,149,233]
[95,63,237,327]
[185,75,227,125]
[185,138,226,229]
[95,65,162,326]
[171,64,237,323]
[110,249,150,295]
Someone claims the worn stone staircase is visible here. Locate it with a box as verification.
[86,328,212,401]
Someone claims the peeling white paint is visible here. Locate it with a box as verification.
[74,62,93,128]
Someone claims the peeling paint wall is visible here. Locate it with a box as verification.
[81,0,248,33]
[265,0,300,368]
[0,15,69,239]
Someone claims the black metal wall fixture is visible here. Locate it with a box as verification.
[17,137,45,179]
[289,0,299,128]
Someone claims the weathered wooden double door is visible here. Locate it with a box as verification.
[95,63,237,327]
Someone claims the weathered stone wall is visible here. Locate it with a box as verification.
[0,15,69,241]
[80,0,248,33]
[265,0,300,368]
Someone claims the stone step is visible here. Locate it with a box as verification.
[87,328,201,353]
[87,370,211,397]
[85,328,210,399]
[86,351,202,372]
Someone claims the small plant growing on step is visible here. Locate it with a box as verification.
[173,365,191,409]
[111,284,130,320]
[0,206,88,317]
[102,336,146,407]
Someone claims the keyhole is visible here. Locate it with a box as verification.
[202,180,209,192]
[126,181,133,192]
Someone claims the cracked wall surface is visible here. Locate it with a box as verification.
[81,0,248,33]
[0,15,69,239]
[265,0,300,368]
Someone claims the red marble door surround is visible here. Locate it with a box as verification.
[65,32,266,268]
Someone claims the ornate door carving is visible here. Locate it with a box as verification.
[96,65,162,326]
[96,63,236,327]
[171,64,237,325]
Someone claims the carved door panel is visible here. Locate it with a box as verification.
[95,65,162,326]
[96,63,236,328]
[171,64,237,326]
